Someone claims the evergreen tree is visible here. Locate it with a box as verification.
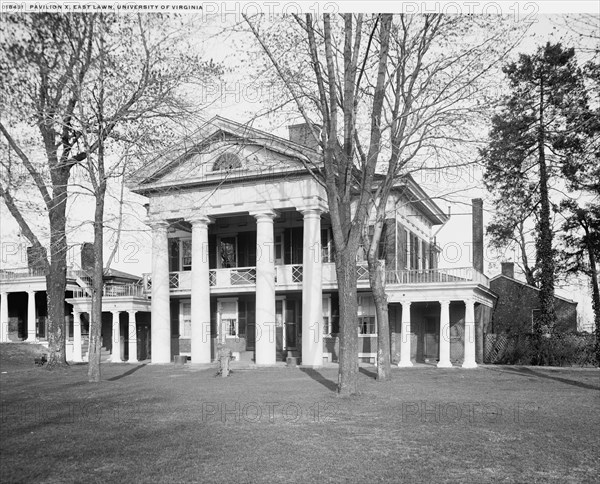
[482,43,589,335]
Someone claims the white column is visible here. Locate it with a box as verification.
[190,216,212,363]
[0,292,8,342]
[150,220,171,363]
[398,301,413,367]
[111,311,122,362]
[301,208,323,367]
[253,211,276,365]
[437,300,452,368]
[463,299,477,368]
[73,310,83,362]
[26,291,37,341]
[128,310,138,363]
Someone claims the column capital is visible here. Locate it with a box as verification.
[146,217,170,230]
[111,310,121,317]
[400,300,412,308]
[27,289,36,295]
[298,206,323,217]
[250,210,277,221]
[127,310,138,316]
[439,299,451,307]
[188,214,213,226]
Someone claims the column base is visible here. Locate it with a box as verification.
[462,361,478,369]
[398,360,413,368]
[110,357,123,363]
[436,361,453,368]
[128,358,139,364]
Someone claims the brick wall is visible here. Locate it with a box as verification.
[490,276,577,333]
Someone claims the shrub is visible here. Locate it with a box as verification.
[486,332,596,367]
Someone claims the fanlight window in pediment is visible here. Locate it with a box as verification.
[213,151,242,171]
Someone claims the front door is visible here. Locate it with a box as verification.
[285,299,298,350]
[276,298,298,353]
[423,317,439,361]
[276,298,285,355]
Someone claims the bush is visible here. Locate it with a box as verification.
[486,332,596,367]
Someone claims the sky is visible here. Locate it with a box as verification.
[1,1,598,329]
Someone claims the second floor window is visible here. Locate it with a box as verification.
[321,228,333,263]
[181,239,192,270]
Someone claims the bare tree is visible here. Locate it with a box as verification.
[245,13,528,391]
[1,15,98,366]
[0,13,219,374]
[71,14,220,382]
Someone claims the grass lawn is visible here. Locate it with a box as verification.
[1,344,598,483]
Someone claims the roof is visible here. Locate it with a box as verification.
[129,116,317,189]
[129,115,448,225]
[489,274,577,305]
[103,267,141,281]
[396,174,449,225]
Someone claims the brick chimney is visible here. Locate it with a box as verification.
[81,242,95,273]
[472,198,484,273]
[288,123,321,152]
[501,262,515,279]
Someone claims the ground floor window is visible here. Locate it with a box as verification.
[358,316,376,335]
[223,318,238,337]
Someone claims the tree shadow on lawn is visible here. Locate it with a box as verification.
[495,366,600,391]
[358,366,377,379]
[106,364,147,382]
[299,367,338,392]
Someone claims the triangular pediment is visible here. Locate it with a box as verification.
[130,116,320,190]
[155,135,306,184]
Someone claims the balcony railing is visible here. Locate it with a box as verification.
[72,283,146,298]
[0,267,47,280]
[386,267,488,285]
[210,267,256,287]
[141,265,488,292]
[275,264,303,285]
[0,267,93,281]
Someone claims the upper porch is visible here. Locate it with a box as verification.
[143,264,492,301]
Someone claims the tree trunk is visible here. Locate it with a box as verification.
[536,74,557,333]
[88,192,105,382]
[45,173,69,368]
[368,258,391,381]
[583,225,600,366]
[336,248,359,396]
